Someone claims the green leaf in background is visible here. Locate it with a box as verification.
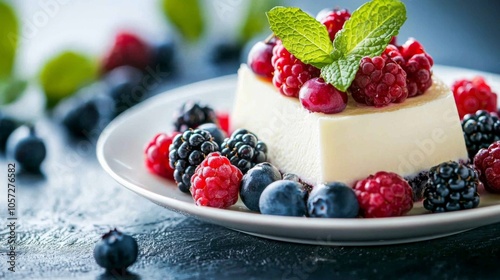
[162,0,204,42]
[0,79,27,105]
[239,0,280,43]
[39,51,97,108]
[267,7,334,68]
[0,1,19,80]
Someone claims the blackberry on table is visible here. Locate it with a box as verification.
[169,129,219,193]
[423,161,480,213]
[220,129,268,174]
[173,101,218,132]
[461,110,500,158]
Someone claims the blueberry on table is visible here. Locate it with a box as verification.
[259,180,307,217]
[152,40,176,76]
[6,125,46,173]
[104,66,144,116]
[307,182,359,218]
[93,229,138,272]
[240,162,281,212]
[0,113,19,152]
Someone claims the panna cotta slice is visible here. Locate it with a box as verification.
[231,65,468,186]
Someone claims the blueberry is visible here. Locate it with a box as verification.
[104,66,144,116]
[210,42,242,64]
[307,182,359,218]
[93,229,138,271]
[197,123,227,147]
[0,114,19,152]
[152,40,176,76]
[259,180,307,216]
[6,125,46,173]
[240,163,281,212]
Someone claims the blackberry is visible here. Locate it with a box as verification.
[405,171,429,202]
[423,161,480,213]
[220,129,268,174]
[461,110,500,158]
[169,129,219,193]
[173,101,218,132]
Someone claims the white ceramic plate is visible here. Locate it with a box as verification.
[97,65,500,246]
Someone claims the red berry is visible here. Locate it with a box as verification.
[354,171,413,218]
[190,152,242,209]
[102,32,152,73]
[145,132,180,180]
[271,40,320,98]
[349,56,408,107]
[318,9,351,41]
[216,111,230,135]
[474,141,500,193]
[248,40,276,79]
[452,76,497,119]
[395,38,434,97]
[299,78,348,114]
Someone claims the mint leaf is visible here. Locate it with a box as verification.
[267,7,333,68]
[162,0,204,42]
[322,0,406,91]
[239,0,280,43]
[0,1,19,79]
[0,79,27,105]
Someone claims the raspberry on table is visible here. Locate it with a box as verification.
[190,152,242,209]
[145,132,180,181]
[271,40,320,98]
[220,128,268,174]
[423,161,480,213]
[102,32,152,73]
[452,76,497,119]
[317,8,351,41]
[474,141,500,193]
[349,56,408,107]
[353,171,413,218]
[461,110,500,159]
[173,101,218,132]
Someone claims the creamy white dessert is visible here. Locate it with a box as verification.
[231,65,468,186]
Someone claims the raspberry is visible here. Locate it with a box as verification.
[271,40,320,98]
[423,161,480,212]
[299,77,348,114]
[173,101,218,133]
[452,76,497,119]
[354,171,413,218]
[317,9,351,41]
[461,110,500,158]
[247,39,276,79]
[144,132,180,180]
[474,141,500,193]
[349,56,408,107]
[396,38,434,97]
[216,111,230,135]
[102,32,152,73]
[190,152,242,208]
[220,129,268,174]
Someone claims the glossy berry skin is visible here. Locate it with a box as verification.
[145,132,180,180]
[240,162,282,212]
[197,123,227,147]
[104,66,144,116]
[354,171,413,218]
[102,32,152,73]
[474,141,500,193]
[93,229,138,271]
[424,161,480,213]
[0,114,19,152]
[6,126,46,173]
[350,56,408,107]
[452,76,497,119]
[248,40,276,79]
[308,182,359,218]
[299,78,348,114]
[259,180,307,217]
[220,129,268,174]
[317,9,351,41]
[271,40,320,98]
[461,110,500,158]
[190,152,242,208]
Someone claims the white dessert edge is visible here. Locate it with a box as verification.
[231,64,468,186]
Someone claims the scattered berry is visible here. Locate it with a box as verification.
[102,32,152,73]
[299,78,348,114]
[145,132,180,180]
[240,162,281,212]
[307,182,359,218]
[354,171,413,218]
[474,141,500,193]
[6,125,46,173]
[190,152,242,208]
[0,114,19,152]
[220,129,268,174]
[173,101,218,133]
[317,8,351,41]
[169,129,219,193]
[452,76,497,119]
[197,123,227,147]
[349,56,408,107]
[248,40,276,79]
[104,66,145,116]
[152,40,176,75]
[461,110,500,158]
[259,180,307,217]
[93,229,138,272]
[210,42,242,64]
[216,111,230,135]
[271,40,320,98]
[423,161,480,212]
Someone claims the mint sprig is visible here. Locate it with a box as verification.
[267,0,407,92]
